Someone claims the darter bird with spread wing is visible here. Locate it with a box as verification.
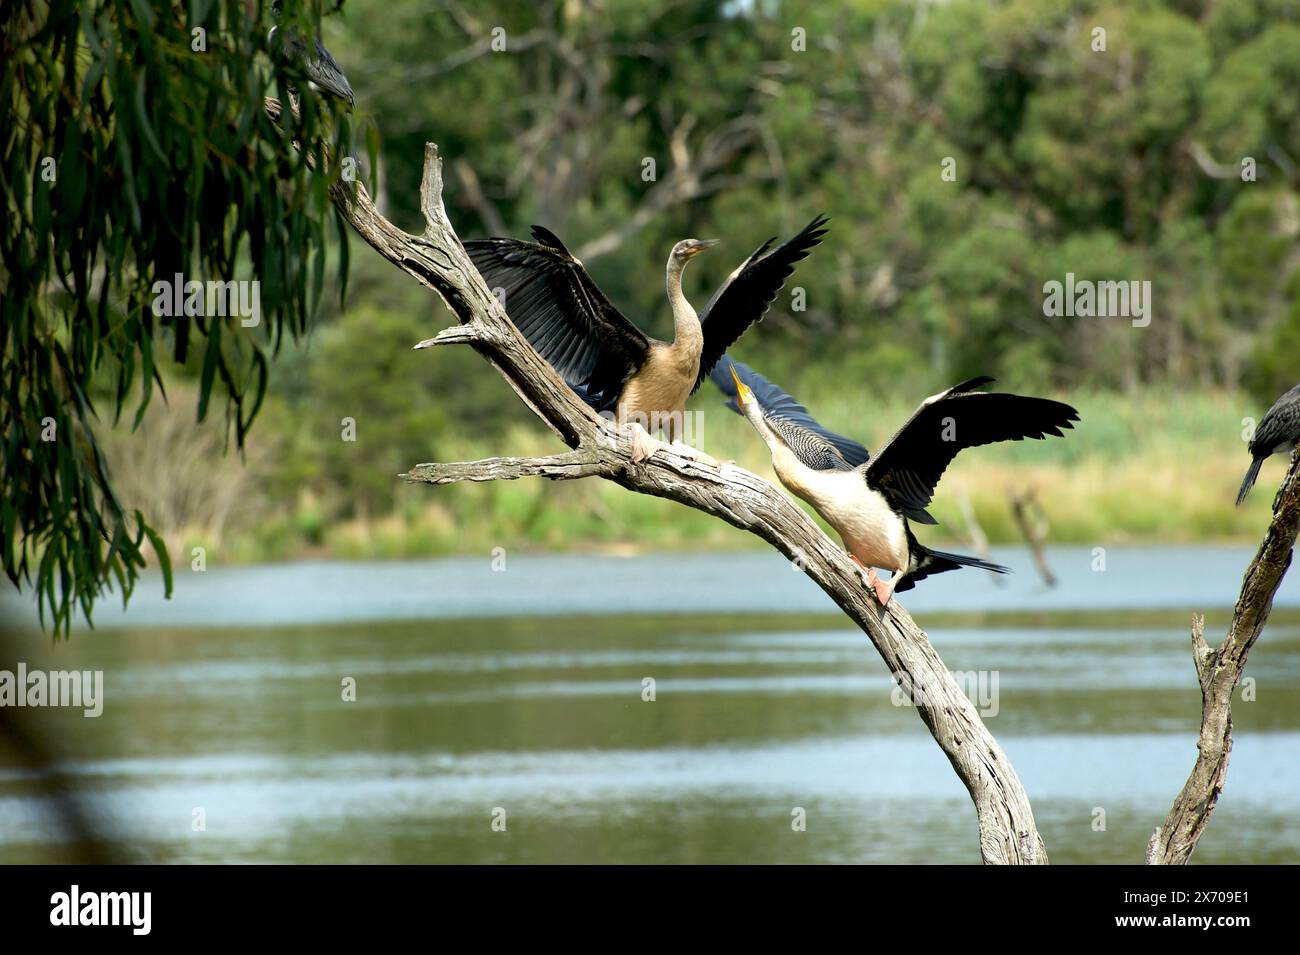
[465,217,828,464]
[713,360,1080,604]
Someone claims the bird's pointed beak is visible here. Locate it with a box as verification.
[729,363,747,407]
[696,239,720,250]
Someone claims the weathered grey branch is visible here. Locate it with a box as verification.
[403,451,609,485]
[307,117,1046,863]
[1148,448,1300,864]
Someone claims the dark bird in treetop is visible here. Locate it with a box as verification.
[269,0,355,107]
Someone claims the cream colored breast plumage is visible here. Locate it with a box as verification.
[617,342,699,424]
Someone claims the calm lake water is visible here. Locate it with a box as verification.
[1,545,1298,864]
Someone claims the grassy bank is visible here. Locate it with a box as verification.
[172,387,1287,565]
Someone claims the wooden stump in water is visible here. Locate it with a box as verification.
[1009,488,1056,588]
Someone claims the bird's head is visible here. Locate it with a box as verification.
[728,362,763,426]
[729,362,754,408]
[268,1,284,43]
[670,238,719,264]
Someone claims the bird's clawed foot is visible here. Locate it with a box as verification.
[866,568,897,606]
[850,557,896,605]
[626,423,665,464]
[624,425,723,469]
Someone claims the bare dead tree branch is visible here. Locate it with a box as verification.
[398,28,556,81]
[574,114,775,261]
[453,158,508,236]
[1187,141,1243,180]
[404,450,609,485]
[956,491,1005,588]
[438,0,487,39]
[293,114,1046,862]
[1267,143,1298,182]
[1010,488,1057,588]
[1148,448,1300,864]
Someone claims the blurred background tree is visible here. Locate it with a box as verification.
[327,0,1297,396]
[1,0,353,631]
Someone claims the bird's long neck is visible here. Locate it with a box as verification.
[748,410,812,498]
[665,256,703,361]
[747,409,780,456]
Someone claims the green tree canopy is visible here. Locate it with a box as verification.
[2,0,353,632]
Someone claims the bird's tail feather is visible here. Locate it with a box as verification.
[896,544,1008,593]
[1236,456,1264,507]
[921,547,1009,575]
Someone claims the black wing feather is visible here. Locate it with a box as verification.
[710,358,872,469]
[693,215,829,392]
[465,232,651,412]
[866,382,1080,519]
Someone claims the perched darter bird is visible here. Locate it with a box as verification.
[268,0,355,107]
[713,360,1080,604]
[465,217,828,464]
[1236,382,1300,506]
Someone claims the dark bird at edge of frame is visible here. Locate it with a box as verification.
[1237,382,1300,506]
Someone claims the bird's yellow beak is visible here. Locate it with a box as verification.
[729,364,748,407]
